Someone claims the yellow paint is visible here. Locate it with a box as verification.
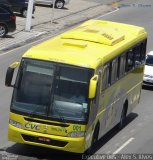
[23,20,147,69]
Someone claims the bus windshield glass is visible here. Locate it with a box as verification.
[12,59,93,123]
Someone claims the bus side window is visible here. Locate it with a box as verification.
[111,58,118,84]
[97,68,102,95]
[126,49,135,72]
[140,40,147,64]
[134,45,141,66]
[119,53,126,78]
[102,63,111,91]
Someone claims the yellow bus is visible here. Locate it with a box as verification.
[5,20,147,153]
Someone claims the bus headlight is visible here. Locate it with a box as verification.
[9,119,22,129]
[68,131,86,137]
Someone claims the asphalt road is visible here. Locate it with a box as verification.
[0,0,153,159]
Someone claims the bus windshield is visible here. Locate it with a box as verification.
[12,59,93,123]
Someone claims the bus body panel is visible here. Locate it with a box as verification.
[8,124,85,153]
[9,112,86,153]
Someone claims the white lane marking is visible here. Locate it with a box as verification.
[96,8,119,19]
[113,137,135,154]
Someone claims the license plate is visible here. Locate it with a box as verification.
[38,137,51,142]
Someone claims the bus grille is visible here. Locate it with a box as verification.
[24,117,69,127]
[22,134,68,147]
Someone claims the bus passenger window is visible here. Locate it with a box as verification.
[102,64,111,90]
[119,54,126,78]
[140,40,147,63]
[126,50,134,72]
[111,58,118,84]
[134,46,141,66]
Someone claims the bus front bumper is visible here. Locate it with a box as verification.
[8,124,86,153]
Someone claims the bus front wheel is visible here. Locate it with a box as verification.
[86,123,99,154]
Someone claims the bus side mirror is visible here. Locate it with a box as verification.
[5,62,20,87]
[88,75,98,99]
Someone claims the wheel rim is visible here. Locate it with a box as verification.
[23,10,27,17]
[0,25,6,37]
[56,1,64,8]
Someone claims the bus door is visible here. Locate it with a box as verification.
[87,68,102,141]
[101,58,122,133]
[101,62,114,134]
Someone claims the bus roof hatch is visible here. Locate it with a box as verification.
[61,26,125,46]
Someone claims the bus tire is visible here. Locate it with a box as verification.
[86,123,99,154]
[118,102,127,130]
[92,124,99,144]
